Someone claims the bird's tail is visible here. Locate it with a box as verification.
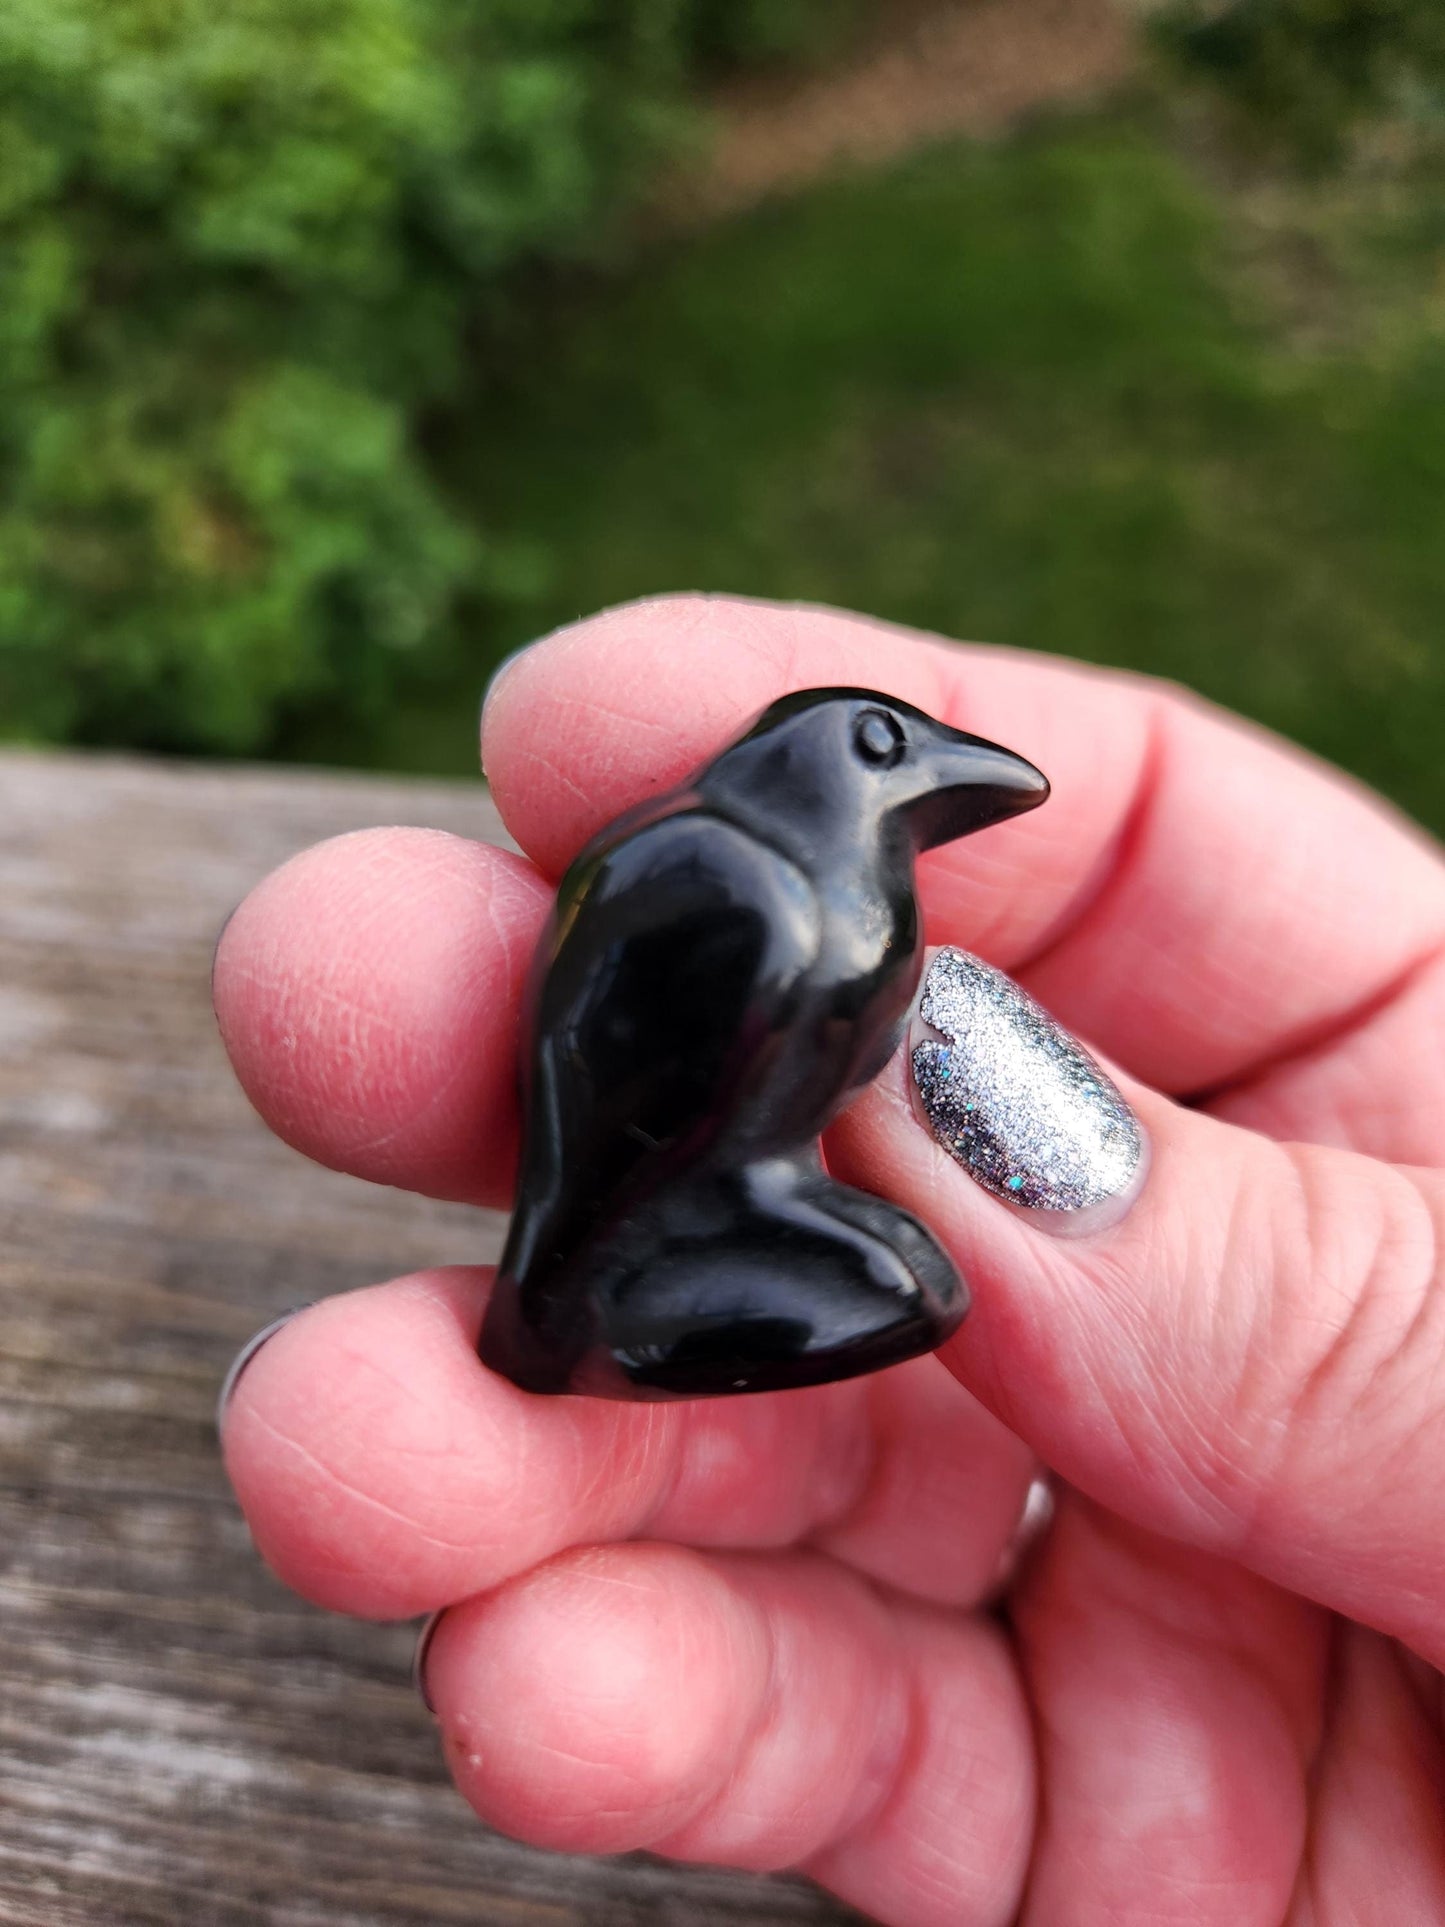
[481,1156,967,1400]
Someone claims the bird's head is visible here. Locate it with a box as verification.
[699,687,1048,855]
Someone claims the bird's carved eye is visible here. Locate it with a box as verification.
[853,708,907,768]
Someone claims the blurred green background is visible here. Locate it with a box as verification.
[2,0,1443,829]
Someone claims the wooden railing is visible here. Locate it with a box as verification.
[0,750,851,1926]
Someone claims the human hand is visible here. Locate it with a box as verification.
[215,596,1445,1926]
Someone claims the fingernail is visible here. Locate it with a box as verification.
[910,948,1145,1234]
[216,1307,311,1433]
[413,1609,445,1716]
[990,1471,1056,1595]
[479,636,544,773]
[210,901,241,992]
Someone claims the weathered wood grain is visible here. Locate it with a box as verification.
[0,751,861,1927]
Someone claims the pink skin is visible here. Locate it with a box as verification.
[216,595,1445,1927]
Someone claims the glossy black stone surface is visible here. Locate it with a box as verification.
[479,688,1049,1400]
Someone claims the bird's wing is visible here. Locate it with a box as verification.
[504,811,821,1286]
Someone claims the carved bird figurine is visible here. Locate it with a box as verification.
[480,687,1048,1399]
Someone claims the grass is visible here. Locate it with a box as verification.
[301,106,1445,836]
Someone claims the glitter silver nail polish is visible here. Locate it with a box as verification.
[910,948,1144,1229]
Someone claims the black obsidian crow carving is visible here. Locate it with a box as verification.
[480,688,1049,1400]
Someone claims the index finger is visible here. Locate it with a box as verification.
[483,595,1445,1098]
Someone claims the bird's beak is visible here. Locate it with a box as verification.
[903,725,1050,852]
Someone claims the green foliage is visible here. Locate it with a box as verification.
[678,0,858,72]
[0,0,711,753]
[6,1,1445,840]
[407,122,1445,834]
[1156,0,1445,159]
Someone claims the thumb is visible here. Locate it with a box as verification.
[827,947,1445,1665]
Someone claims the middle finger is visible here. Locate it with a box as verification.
[220,1267,1035,1619]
